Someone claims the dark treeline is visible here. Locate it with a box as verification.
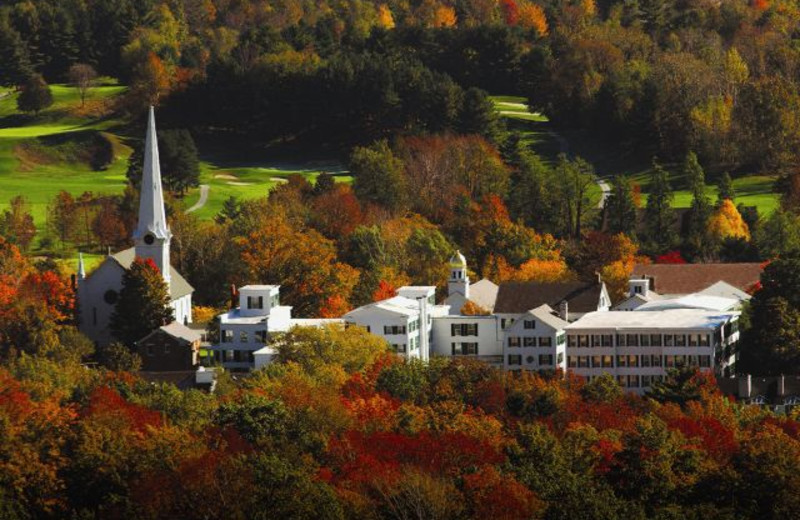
[4,0,800,171]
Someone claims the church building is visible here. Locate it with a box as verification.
[77,107,193,346]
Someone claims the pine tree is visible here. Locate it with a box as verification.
[717,172,735,204]
[110,257,173,347]
[606,175,638,237]
[684,152,713,258]
[644,159,675,251]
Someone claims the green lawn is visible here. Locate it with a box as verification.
[0,82,132,232]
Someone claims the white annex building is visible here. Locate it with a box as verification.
[77,107,193,346]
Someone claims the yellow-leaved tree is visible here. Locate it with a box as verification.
[708,199,750,241]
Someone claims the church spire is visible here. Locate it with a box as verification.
[133,106,172,286]
[77,252,86,280]
[133,106,171,242]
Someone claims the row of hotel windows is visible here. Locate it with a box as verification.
[567,333,713,348]
[452,342,479,355]
[221,329,268,343]
[567,354,712,368]
[509,336,553,347]
[508,353,564,366]
[213,350,256,363]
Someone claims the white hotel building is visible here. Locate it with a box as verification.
[213,252,744,393]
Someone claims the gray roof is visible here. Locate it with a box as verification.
[470,279,499,311]
[528,304,570,330]
[110,247,194,300]
[137,322,201,344]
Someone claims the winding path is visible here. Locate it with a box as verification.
[186,184,209,213]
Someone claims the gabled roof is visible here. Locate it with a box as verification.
[528,304,569,330]
[109,247,194,300]
[631,263,762,295]
[470,279,499,311]
[345,296,421,319]
[494,281,604,314]
[137,322,201,345]
[697,280,751,302]
[635,294,739,312]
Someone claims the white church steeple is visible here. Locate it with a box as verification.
[448,250,469,299]
[133,106,171,287]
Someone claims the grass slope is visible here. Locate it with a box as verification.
[491,95,779,215]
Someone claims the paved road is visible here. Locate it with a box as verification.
[186,184,209,213]
[596,179,611,209]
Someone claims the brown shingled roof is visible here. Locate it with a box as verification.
[631,263,763,295]
[494,281,604,314]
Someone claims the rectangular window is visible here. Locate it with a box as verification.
[665,355,675,367]
[501,319,507,329]
[626,334,639,347]
[603,355,614,368]
[452,323,478,336]
[524,320,536,329]
[224,350,234,362]
[617,334,626,347]
[271,294,280,307]
[651,334,663,346]
[664,335,674,347]
[164,342,171,354]
[539,354,553,366]
[255,330,268,343]
[652,355,663,367]
[247,296,264,309]
[538,336,553,347]
[579,335,589,348]
[592,355,602,368]
[674,334,687,347]
[568,335,577,348]
[452,343,478,355]
[524,337,536,347]
[239,331,248,343]
[393,344,407,353]
[568,355,577,368]
[640,334,651,347]
[508,337,521,348]
[627,355,638,367]
[385,325,406,335]
[617,355,627,367]
[641,354,651,367]
[699,355,711,368]
[578,356,590,368]
[508,354,522,366]
[699,334,711,347]
[602,335,613,347]
[592,334,602,347]
[642,375,652,388]
[222,329,234,343]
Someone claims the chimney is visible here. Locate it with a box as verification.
[230,284,238,309]
[559,300,569,322]
[738,374,752,399]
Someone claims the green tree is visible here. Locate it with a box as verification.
[127,128,200,196]
[376,359,430,403]
[755,209,800,258]
[110,257,174,346]
[459,87,504,144]
[646,367,711,407]
[350,140,407,213]
[741,257,800,375]
[717,172,735,204]
[644,160,676,252]
[605,175,638,237]
[557,154,596,238]
[581,373,624,403]
[96,342,142,372]
[0,16,32,87]
[684,152,713,258]
[16,74,53,115]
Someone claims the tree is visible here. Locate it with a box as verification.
[68,63,97,107]
[646,367,715,406]
[47,191,78,248]
[350,140,407,213]
[581,373,624,403]
[557,154,596,238]
[459,87,504,144]
[707,200,750,242]
[97,342,142,371]
[0,196,36,251]
[741,257,800,375]
[91,197,126,250]
[127,129,200,196]
[16,74,53,116]
[110,257,173,346]
[644,160,676,252]
[605,175,638,236]
[684,152,713,258]
[756,209,800,258]
[717,172,735,203]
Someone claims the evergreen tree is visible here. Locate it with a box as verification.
[458,87,504,145]
[16,74,53,116]
[644,159,675,252]
[717,172,735,204]
[127,128,200,196]
[605,175,638,236]
[350,140,407,213]
[684,151,713,258]
[215,196,241,224]
[741,257,800,375]
[110,257,174,347]
[0,17,32,87]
